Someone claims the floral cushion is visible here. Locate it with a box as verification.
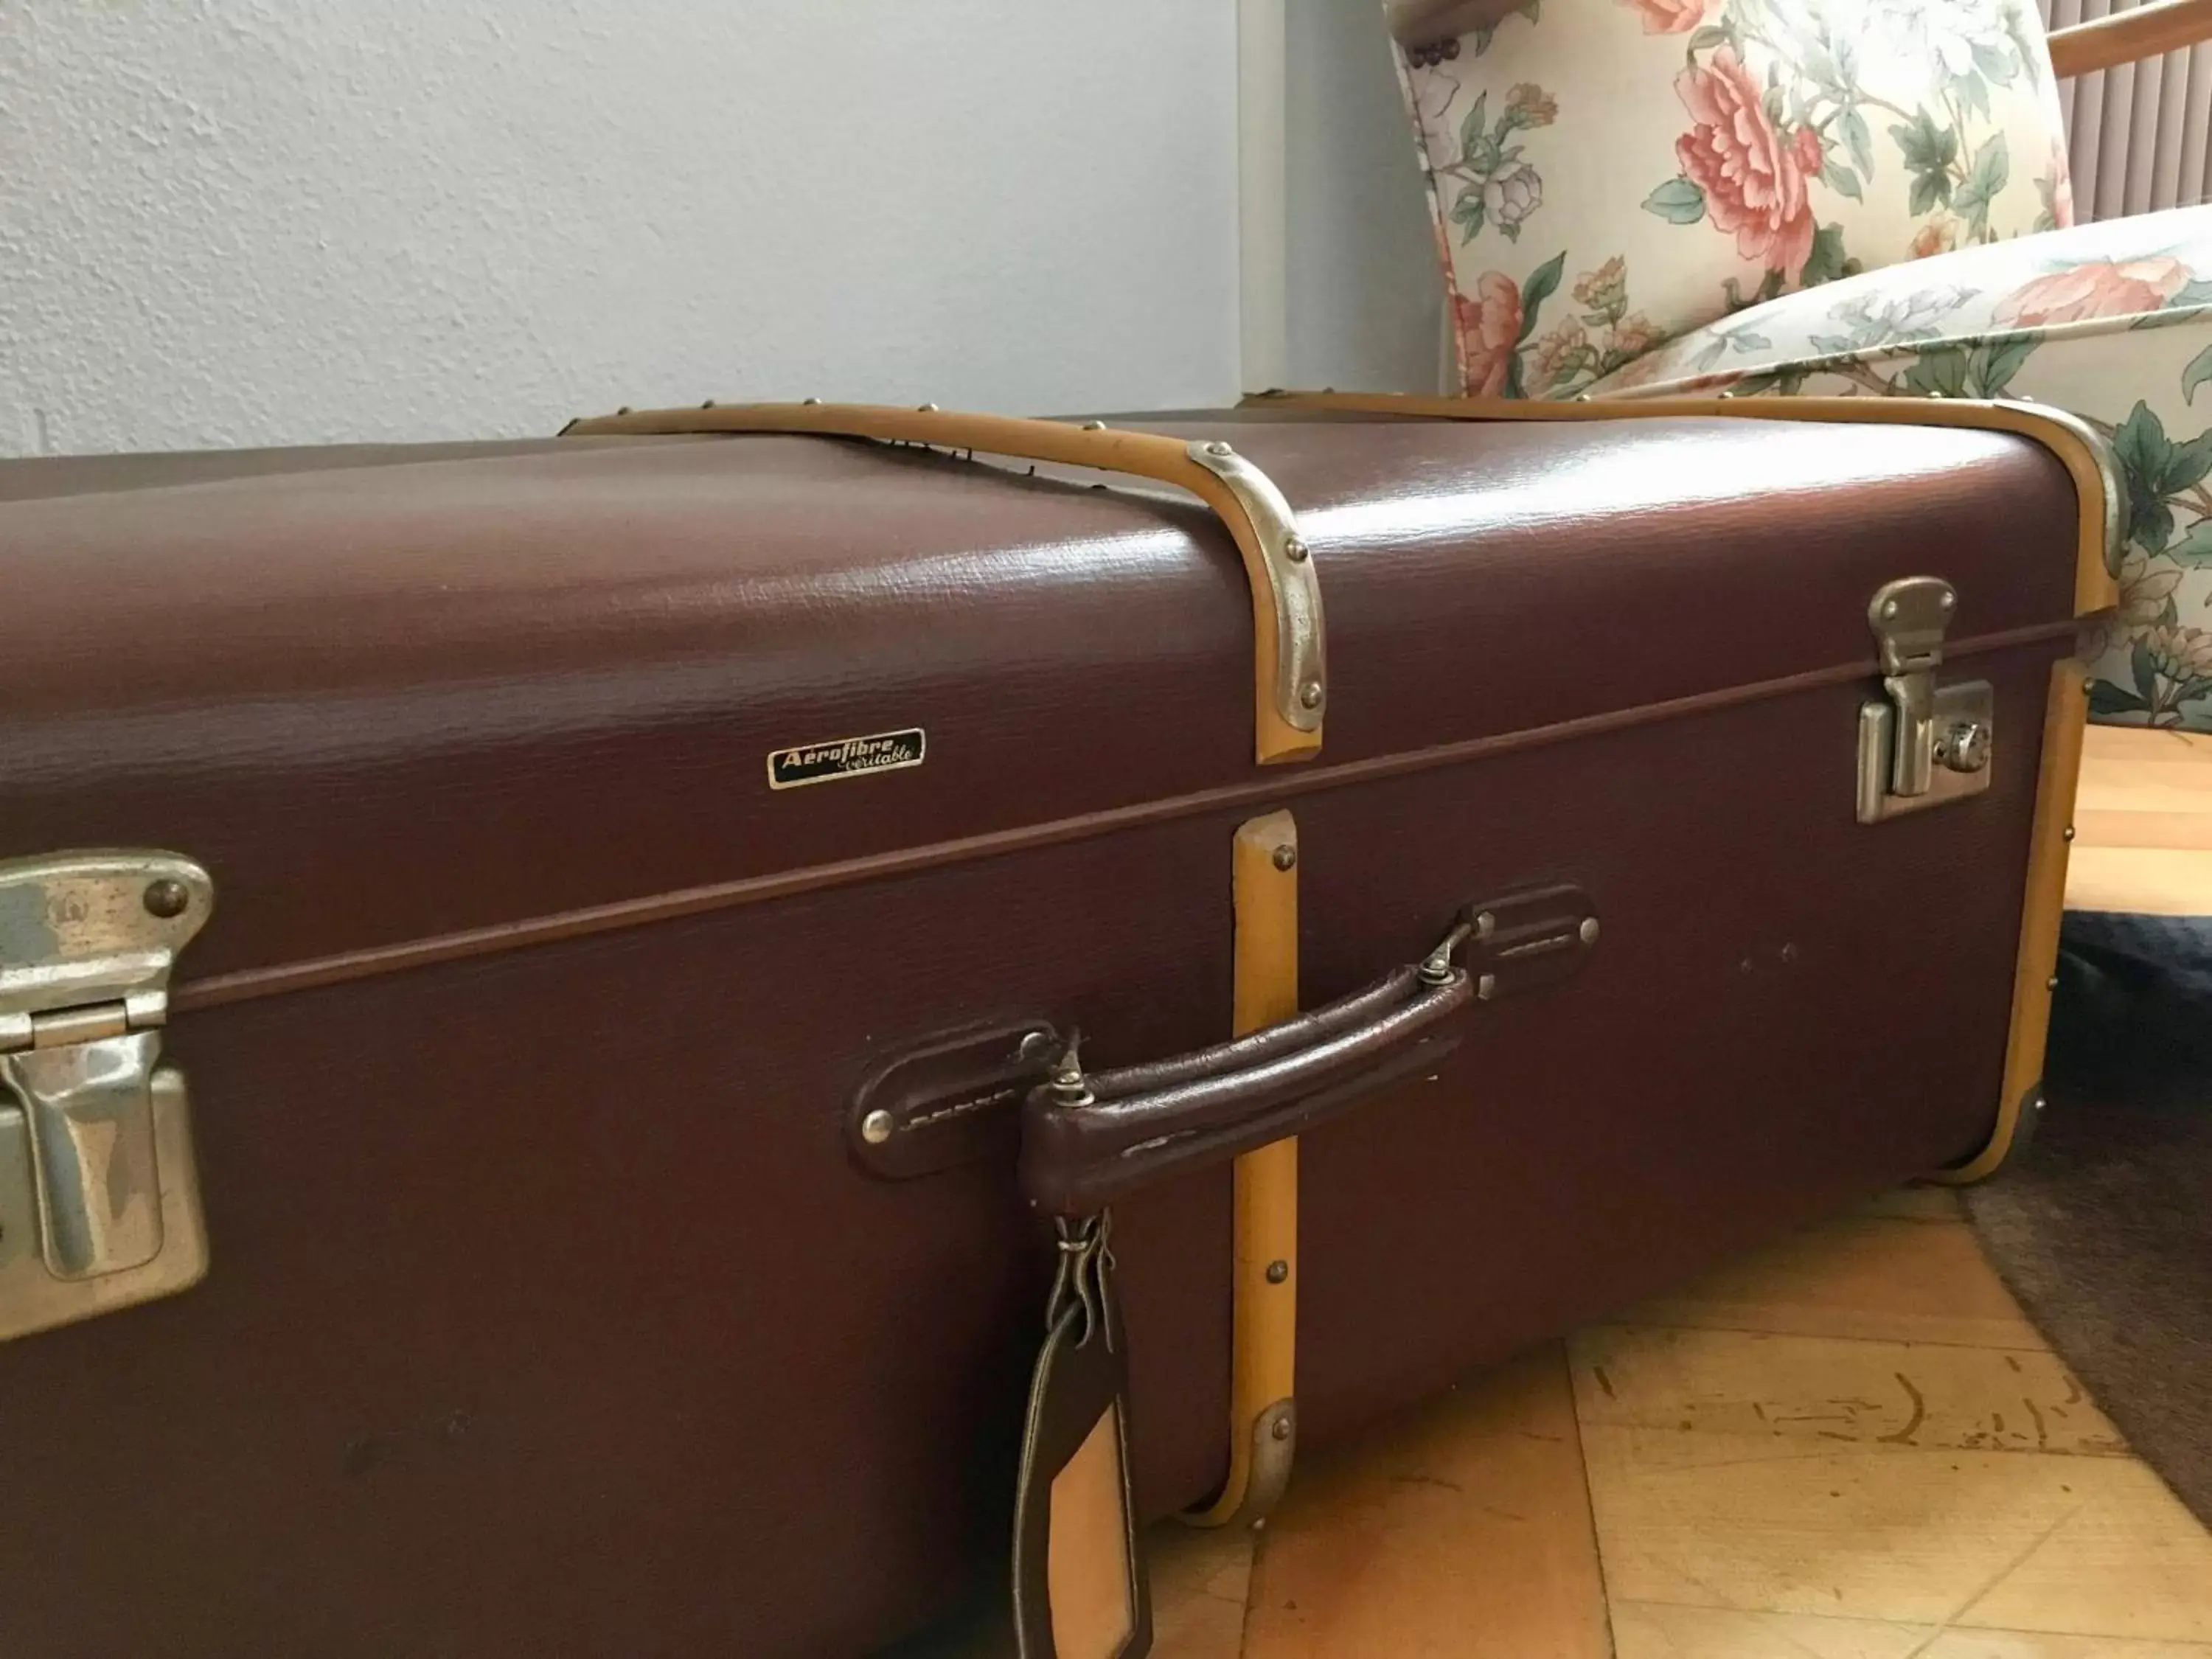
[1395,0,2073,398]
[1591,205,2212,729]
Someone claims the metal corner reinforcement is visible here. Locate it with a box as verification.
[560,401,1327,766]
[1183,437,1326,740]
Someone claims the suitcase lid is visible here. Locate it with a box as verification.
[0,409,2083,994]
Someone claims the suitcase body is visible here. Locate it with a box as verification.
[0,402,2104,1655]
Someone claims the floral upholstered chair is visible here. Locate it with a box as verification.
[1388,0,2212,728]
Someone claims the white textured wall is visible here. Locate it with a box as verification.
[1284,0,1444,394]
[0,1,1242,456]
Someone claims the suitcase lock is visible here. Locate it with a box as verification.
[0,852,213,1341]
[1857,577,1994,824]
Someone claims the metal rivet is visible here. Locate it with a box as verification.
[616,406,633,416]
[860,1109,895,1146]
[1048,1047,1092,1107]
[1574,392,1593,403]
[917,402,940,412]
[1882,599,1899,619]
[801,397,822,406]
[1938,719,1992,775]
[1265,1259,1289,1284]
[1940,591,1956,611]
[700,398,717,408]
[2063,825,2076,841]
[142,879,190,919]
[1298,679,1324,710]
[2047,975,2060,990]
[1476,972,1497,1001]
[1206,440,1234,456]
[1284,535,1310,563]
[1271,844,1297,872]
[1270,1416,1291,1441]
[1718,389,1736,400]
[1080,420,1106,431]
[1578,917,1601,946]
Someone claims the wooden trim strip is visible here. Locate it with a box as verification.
[562,401,1324,767]
[171,621,2073,1015]
[2048,0,2212,79]
[1937,658,2090,1184]
[1246,391,2122,619]
[1189,813,1303,1528]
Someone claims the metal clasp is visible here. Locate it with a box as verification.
[1857,578,1995,824]
[0,852,214,1340]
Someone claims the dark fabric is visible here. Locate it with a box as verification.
[1964,910,2212,1527]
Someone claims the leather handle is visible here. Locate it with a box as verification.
[1019,959,1473,1217]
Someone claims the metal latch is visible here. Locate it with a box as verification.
[0,852,213,1340]
[1857,577,1995,824]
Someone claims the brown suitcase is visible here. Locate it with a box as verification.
[0,394,2113,1655]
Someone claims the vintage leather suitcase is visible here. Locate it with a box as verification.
[0,394,2115,1656]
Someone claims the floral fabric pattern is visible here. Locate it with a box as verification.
[1593,205,2212,728]
[1388,4,2212,725]
[1394,0,2070,397]
[1666,46,1826,276]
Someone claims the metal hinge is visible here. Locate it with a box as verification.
[1857,577,1995,824]
[0,852,214,1340]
